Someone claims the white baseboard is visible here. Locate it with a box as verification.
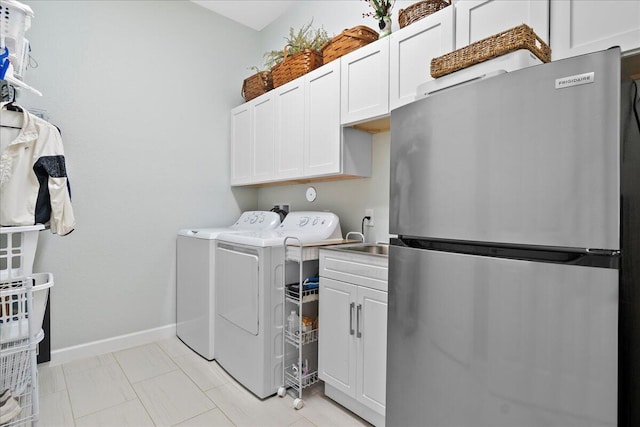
[49,324,176,366]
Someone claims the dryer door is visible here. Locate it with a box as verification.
[216,244,260,335]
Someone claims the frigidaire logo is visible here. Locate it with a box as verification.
[555,72,595,89]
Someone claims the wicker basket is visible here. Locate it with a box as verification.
[242,71,273,102]
[430,24,551,78]
[271,47,323,88]
[399,0,451,29]
[321,26,378,64]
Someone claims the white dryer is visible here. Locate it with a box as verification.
[214,212,343,398]
[176,211,281,360]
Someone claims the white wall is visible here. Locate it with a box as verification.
[257,132,391,243]
[258,0,417,55]
[17,0,402,352]
[21,1,259,350]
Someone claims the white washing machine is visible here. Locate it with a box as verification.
[176,211,281,360]
[214,211,343,398]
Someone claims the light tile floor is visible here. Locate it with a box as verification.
[38,337,372,427]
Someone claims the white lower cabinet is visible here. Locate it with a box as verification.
[355,285,387,414]
[319,278,387,425]
[319,248,388,427]
[550,0,640,59]
[319,279,357,395]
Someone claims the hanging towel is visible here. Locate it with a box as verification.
[0,102,75,235]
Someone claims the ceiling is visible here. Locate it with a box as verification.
[191,0,296,31]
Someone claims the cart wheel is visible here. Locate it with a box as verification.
[277,386,286,398]
[293,398,304,410]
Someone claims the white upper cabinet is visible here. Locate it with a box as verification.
[230,93,275,185]
[550,0,640,60]
[230,103,252,186]
[455,0,550,48]
[274,79,305,179]
[389,6,455,111]
[305,60,343,177]
[340,38,390,125]
[251,95,276,183]
[230,59,371,186]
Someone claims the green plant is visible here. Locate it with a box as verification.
[248,65,267,74]
[263,50,284,70]
[362,0,396,20]
[263,20,331,69]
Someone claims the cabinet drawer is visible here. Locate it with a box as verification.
[320,250,388,292]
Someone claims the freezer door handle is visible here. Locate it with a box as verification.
[356,304,362,338]
[349,302,355,335]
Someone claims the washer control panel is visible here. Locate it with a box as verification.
[232,211,281,229]
[276,212,342,242]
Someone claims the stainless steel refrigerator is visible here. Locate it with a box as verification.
[388,47,639,427]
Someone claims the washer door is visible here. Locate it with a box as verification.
[216,244,259,335]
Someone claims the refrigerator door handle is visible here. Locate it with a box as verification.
[349,302,355,335]
[586,248,620,256]
[356,304,362,338]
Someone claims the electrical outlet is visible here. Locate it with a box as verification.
[365,208,374,227]
[277,203,290,213]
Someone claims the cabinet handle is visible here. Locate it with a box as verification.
[349,302,355,335]
[356,304,362,338]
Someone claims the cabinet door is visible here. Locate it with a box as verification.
[341,38,390,125]
[455,0,550,48]
[305,61,342,177]
[389,6,454,111]
[319,277,357,398]
[251,94,275,183]
[274,79,305,180]
[356,286,388,415]
[230,103,251,186]
[550,0,640,60]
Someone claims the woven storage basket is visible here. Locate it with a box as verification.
[399,0,451,29]
[430,24,551,78]
[271,47,323,88]
[321,26,378,64]
[242,71,273,102]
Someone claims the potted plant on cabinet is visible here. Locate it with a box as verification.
[362,0,396,38]
[265,20,331,88]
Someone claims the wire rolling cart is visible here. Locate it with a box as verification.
[277,236,322,410]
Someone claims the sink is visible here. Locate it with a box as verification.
[334,243,389,256]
